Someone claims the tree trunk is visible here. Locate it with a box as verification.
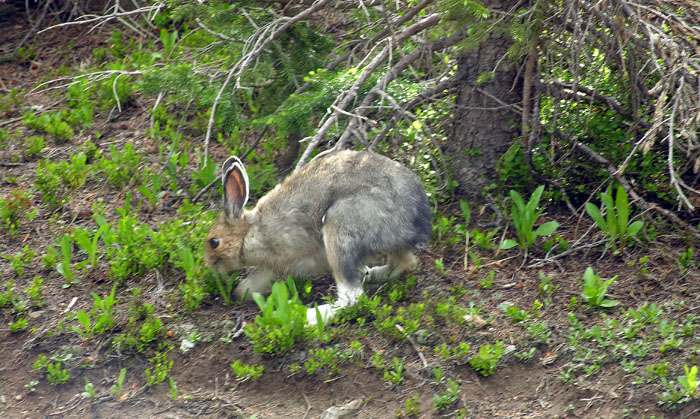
[446,3,522,201]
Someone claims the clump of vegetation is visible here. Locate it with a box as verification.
[244,278,312,354]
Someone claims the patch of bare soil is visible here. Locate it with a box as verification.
[2,9,700,419]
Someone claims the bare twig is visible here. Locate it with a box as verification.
[37,2,165,34]
[295,12,445,169]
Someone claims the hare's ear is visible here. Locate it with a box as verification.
[221,156,249,221]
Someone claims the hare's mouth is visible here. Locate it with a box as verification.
[205,256,224,271]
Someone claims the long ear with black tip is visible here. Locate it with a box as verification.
[221,156,249,221]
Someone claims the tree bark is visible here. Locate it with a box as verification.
[446,2,522,201]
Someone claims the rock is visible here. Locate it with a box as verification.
[320,399,362,419]
[180,338,196,353]
[463,314,487,329]
[28,310,45,319]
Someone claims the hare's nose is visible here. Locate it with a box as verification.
[209,238,220,249]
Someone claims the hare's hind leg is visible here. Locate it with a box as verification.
[307,223,365,326]
[363,250,417,284]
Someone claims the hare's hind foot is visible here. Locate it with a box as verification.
[363,251,418,284]
[306,282,364,326]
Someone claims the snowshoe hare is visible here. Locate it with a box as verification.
[204,150,430,324]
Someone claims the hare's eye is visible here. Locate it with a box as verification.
[209,238,220,249]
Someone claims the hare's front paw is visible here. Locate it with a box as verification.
[307,304,334,326]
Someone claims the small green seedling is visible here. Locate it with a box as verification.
[678,365,698,397]
[111,368,127,397]
[585,185,644,252]
[500,185,559,253]
[56,234,79,287]
[580,267,619,309]
[46,362,70,385]
[169,378,178,401]
[470,342,504,376]
[383,357,405,387]
[230,360,264,382]
[81,378,96,399]
[432,378,461,411]
[145,352,173,386]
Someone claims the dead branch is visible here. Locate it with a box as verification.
[295,12,444,169]
[332,29,467,153]
[370,77,457,149]
[37,2,165,34]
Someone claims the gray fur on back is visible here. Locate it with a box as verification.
[245,150,430,278]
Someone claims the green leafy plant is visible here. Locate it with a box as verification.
[72,224,110,269]
[678,247,694,272]
[0,186,33,235]
[479,270,495,289]
[25,380,39,393]
[244,278,310,354]
[90,284,118,334]
[46,361,71,385]
[585,185,644,252]
[23,110,74,142]
[99,142,143,187]
[500,185,559,252]
[397,394,420,417]
[303,343,360,378]
[432,366,446,385]
[178,246,205,311]
[432,378,461,411]
[0,279,17,308]
[56,234,79,287]
[382,357,405,387]
[74,285,118,338]
[111,368,127,397]
[10,245,34,277]
[72,310,94,339]
[230,360,265,382]
[434,342,471,363]
[138,171,167,211]
[678,365,698,397]
[9,317,28,332]
[26,276,44,307]
[537,271,558,305]
[169,378,178,401]
[81,378,96,399]
[210,271,238,306]
[580,267,619,309]
[470,342,505,376]
[145,352,173,386]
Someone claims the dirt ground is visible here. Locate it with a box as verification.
[2,7,700,419]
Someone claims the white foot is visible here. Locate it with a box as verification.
[306,285,363,326]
